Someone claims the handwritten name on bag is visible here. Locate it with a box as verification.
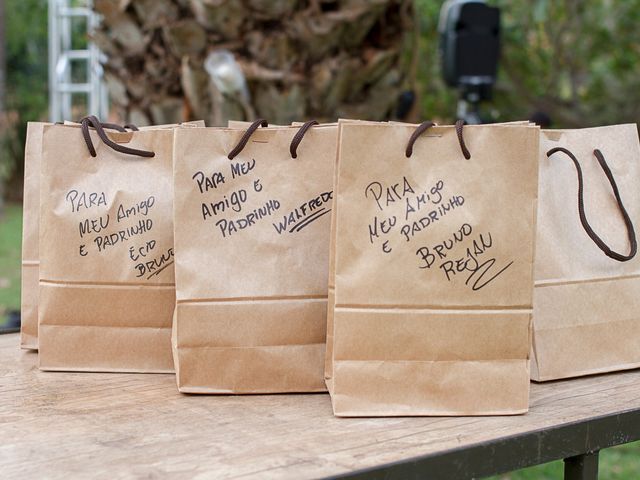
[52,119,174,280]
[362,168,513,292]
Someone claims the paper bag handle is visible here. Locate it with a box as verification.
[290,120,319,158]
[405,120,471,159]
[228,119,268,160]
[455,120,471,159]
[405,121,435,157]
[100,122,127,132]
[81,116,155,158]
[56,120,133,133]
[547,147,637,262]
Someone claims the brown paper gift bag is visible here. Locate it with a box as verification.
[324,120,525,389]
[324,119,382,392]
[324,120,535,393]
[172,120,336,393]
[20,121,145,350]
[20,122,49,349]
[328,120,539,416]
[38,117,177,372]
[532,124,640,381]
[21,120,203,351]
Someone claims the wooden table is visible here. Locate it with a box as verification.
[1,333,638,479]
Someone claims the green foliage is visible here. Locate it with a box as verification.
[491,441,640,479]
[0,203,22,326]
[414,0,458,122]
[415,0,640,127]
[1,0,49,185]
[603,442,640,479]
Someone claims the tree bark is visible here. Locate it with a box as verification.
[93,0,415,126]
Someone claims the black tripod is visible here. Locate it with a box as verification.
[456,80,493,125]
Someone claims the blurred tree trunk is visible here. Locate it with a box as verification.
[92,0,416,126]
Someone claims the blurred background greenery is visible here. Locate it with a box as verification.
[0,1,638,477]
[2,0,640,200]
[417,0,640,126]
[1,0,48,200]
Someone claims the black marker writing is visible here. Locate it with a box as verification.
[216,199,280,238]
[135,247,174,279]
[201,189,248,220]
[93,219,153,252]
[400,195,465,242]
[79,214,110,238]
[365,176,415,211]
[405,180,445,220]
[193,170,226,193]
[416,223,473,268]
[368,215,397,244]
[117,196,155,221]
[129,240,157,262]
[231,158,256,178]
[65,190,107,213]
[273,191,332,234]
[439,232,513,291]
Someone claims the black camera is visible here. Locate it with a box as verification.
[439,0,501,123]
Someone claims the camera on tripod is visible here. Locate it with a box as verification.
[439,0,501,124]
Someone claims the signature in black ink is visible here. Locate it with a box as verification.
[417,226,513,291]
[289,208,331,233]
[147,261,174,280]
[272,192,332,234]
[135,247,174,279]
[440,232,513,291]
[464,257,514,291]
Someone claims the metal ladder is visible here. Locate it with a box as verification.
[48,0,107,122]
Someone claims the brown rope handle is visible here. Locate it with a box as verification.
[547,147,637,262]
[55,120,126,132]
[455,119,471,159]
[81,116,155,158]
[228,119,268,160]
[405,121,436,157]
[124,123,140,131]
[80,116,100,157]
[406,120,470,159]
[101,122,127,132]
[290,120,319,158]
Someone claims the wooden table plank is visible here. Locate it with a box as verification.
[1,333,639,479]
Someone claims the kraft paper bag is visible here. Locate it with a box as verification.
[38,118,178,372]
[324,119,384,392]
[20,121,145,350]
[21,120,203,351]
[324,120,536,392]
[20,122,49,349]
[328,120,539,416]
[227,120,286,128]
[532,124,640,381]
[172,120,336,393]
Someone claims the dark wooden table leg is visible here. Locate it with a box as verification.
[564,451,600,480]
